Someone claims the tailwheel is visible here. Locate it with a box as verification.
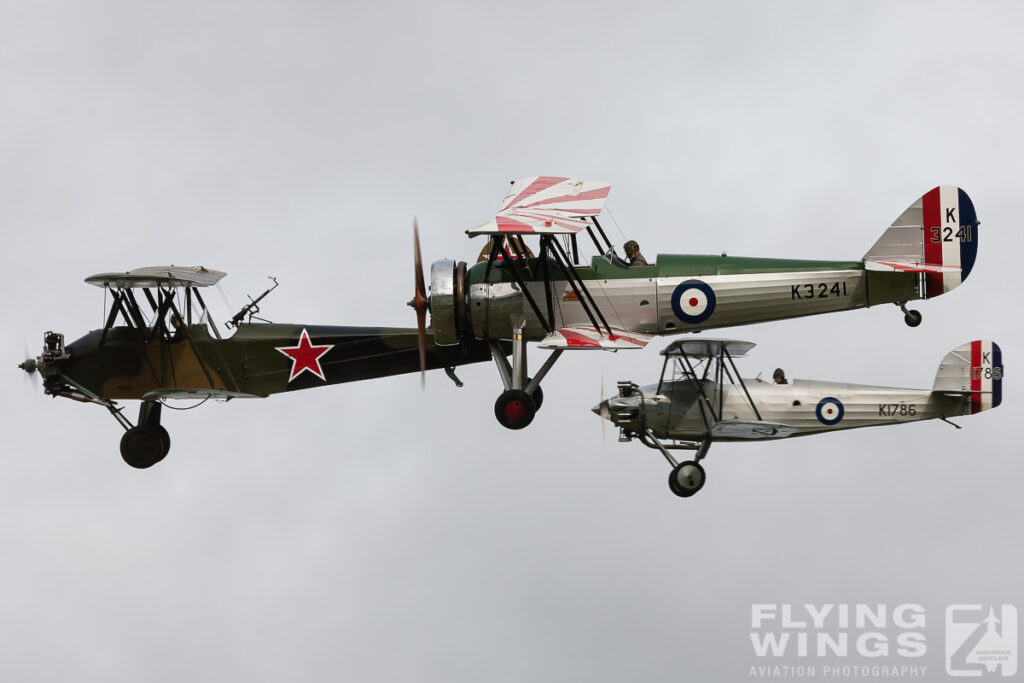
[120,426,167,469]
[668,460,706,498]
[494,389,537,430]
[897,302,922,328]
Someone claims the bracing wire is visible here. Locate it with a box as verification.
[603,203,628,241]
[216,283,233,316]
[160,396,212,410]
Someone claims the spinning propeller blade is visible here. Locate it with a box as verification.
[600,375,609,446]
[408,219,428,388]
[19,339,40,391]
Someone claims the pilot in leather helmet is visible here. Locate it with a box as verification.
[773,368,788,385]
[624,240,649,266]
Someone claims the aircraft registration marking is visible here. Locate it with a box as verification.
[878,404,917,417]
[790,282,849,300]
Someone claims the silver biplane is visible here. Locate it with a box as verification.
[594,339,1003,497]
[413,178,980,430]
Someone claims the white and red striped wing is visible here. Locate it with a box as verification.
[468,177,612,236]
[537,326,652,350]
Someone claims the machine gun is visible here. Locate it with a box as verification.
[227,276,279,328]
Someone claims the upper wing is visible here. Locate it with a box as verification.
[467,177,611,236]
[661,338,756,358]
[710,419,795,439]
[86,266,226,289]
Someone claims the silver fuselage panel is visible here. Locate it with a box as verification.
[607,378,967,442]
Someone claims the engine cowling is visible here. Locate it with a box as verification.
[429,259,468,346]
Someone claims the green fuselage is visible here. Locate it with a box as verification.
[459,253,920,341]
[58,323,496,401]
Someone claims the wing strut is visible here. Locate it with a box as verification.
[547,237,614,337]
[590,216,614,251]
[677,347,718,429]
[498,244,553,335]
[724,348,763,421]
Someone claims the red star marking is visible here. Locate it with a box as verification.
[276,328,334,382]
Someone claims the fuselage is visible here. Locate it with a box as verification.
[457,253,919,342]
[55,323,496,401]
[612,378,968,442]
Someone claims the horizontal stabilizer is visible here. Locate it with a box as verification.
[864,260,962,274]
[468,177,611,236]
[932,340,1003,414]
[538,326,652,350]
[710,419,796,439]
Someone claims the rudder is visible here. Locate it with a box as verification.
[863,186,980,298]
[932,340,1003,413]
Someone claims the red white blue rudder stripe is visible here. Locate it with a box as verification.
[863,186,979,298]
[932,340,1003,414]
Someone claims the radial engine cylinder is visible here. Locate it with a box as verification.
[429,259,470,345]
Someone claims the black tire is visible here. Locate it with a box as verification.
[494,389,537,430]
[904,310,922,327]
[120,426,165,469]
[668,460,706,498]
[153,425,171,461]
[525,377,544,411]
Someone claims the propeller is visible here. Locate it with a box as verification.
[406,219,428,388]
[592,375,611,445]
[19,340,40,391]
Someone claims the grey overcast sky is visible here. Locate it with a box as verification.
[2,1,1021,681]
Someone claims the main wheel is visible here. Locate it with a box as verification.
[153,425,171,460]
[525,378,544,412]
[904,310,922,327]
[494,389,537,430]
[120,426,165,469]
[668,460,706,498]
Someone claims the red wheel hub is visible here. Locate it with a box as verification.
[504,400,525,421]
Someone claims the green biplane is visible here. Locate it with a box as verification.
[409,178,979,430]
[19,266,500,468]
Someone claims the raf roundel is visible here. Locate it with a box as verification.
[671,279,717,324]
[815,397,845,426]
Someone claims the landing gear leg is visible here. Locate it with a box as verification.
[897,302,922,328]
[119,400,170,469]
[488,323,561,430]
[641,427,711,498]
[664,438,708,498]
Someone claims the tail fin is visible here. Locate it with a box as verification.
[863,186,979,298]
[932,340,1003,413]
